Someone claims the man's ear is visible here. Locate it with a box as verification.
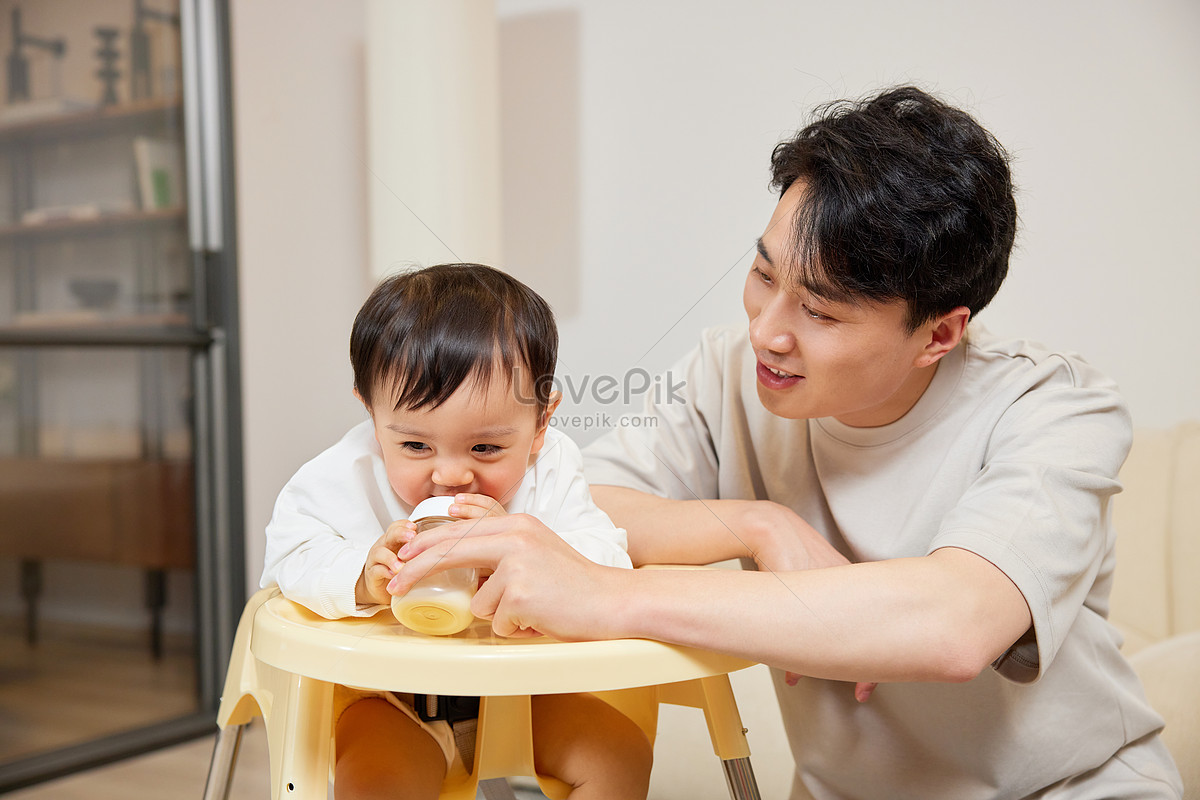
[915,307,970,368]
[530,390,563,454]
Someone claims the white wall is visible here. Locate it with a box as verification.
[230,2,1198,795]
[493,0,1200,444]
[232,0,1200,584]
[230,0,373,588]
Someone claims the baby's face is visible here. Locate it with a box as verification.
[364,372,550,510]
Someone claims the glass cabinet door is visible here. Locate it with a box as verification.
[0,0,239,787]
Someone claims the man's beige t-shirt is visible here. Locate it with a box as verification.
[584,323,1176,799]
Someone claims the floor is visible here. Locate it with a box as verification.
[0,614,544,799]
[6,718,545,800]
[6,724,273,800]
[0,616,197,761]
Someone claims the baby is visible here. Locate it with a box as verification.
[260,263,651,799]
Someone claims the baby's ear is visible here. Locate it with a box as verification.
[353,387,374,418]
[530,391,562,454]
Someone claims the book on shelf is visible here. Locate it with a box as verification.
[133,135,185,210]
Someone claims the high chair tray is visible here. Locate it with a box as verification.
[251,591,755,696]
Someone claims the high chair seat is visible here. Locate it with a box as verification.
[203,587,763,800]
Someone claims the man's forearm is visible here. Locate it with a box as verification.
[608,547,1032,685]
[590,484,760,566]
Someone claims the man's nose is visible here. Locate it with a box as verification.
[749,294,796,353]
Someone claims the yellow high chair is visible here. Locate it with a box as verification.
[202,588,762,800]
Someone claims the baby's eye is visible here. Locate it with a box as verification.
[472,444,502,455]
[400,441,429,452]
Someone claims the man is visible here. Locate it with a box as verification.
[393,86,1182,799]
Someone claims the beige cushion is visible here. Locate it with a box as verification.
[1130,630,1200,799]
[1172,424,1200,634]
[1110,421,1200,653]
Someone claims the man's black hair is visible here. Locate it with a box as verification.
[770,86,1017,331]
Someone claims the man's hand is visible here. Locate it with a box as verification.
[355,520,410,606]
[389,513,625,640]
[731,502,878,701]
[448,493,507,520]
[732,501,849,573]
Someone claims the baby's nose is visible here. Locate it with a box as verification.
[432,460,473,489]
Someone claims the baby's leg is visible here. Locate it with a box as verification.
[335,697,447,800]
[531,693,653,800]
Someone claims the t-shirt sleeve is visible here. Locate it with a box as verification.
[582,329,726,501]
[531,432,632,568]
[928,356,1132,683]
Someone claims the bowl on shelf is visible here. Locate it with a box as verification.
[68,278,119,310]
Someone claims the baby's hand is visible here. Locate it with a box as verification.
[355,520,413,606]
[448,493,507,520]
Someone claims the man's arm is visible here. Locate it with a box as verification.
[615,545,1032,684]
[591,484,849,571]
[390,515,1032,685]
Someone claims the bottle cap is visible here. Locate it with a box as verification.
[410,495,455,522]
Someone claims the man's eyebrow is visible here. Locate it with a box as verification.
[755,237,773,265]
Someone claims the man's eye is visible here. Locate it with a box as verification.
[752,266,773,285]
[803,305,830,321]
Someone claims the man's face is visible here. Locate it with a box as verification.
[360,366,553,509]
[743,181,942,427]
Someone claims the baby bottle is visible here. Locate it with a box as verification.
[391,496,478,635]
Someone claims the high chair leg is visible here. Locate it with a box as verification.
[657,675,762,800]
[721,757,762,800]
[201,723,246,800]
[266,672,334,800]
[478,778,519,799]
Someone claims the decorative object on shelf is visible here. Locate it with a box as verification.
[5,7,67,104]
[94,26,122,105]
[130,0,180,101]
[134,135,183,209]
[69,277,120,310]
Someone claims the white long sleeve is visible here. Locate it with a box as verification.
[261,422,629,619]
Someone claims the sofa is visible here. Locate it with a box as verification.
[1111,422,1200,798]
[646,423,1199,799]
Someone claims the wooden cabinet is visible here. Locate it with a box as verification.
[0,0,241,788]
[0,25,198,656]
[0,456,194,565]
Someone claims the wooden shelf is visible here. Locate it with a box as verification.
[0,96,183,146]
[0,313,208,347]
[0,207,186,243]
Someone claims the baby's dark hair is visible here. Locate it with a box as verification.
[770,86,1017,331]
[350,263,558,416]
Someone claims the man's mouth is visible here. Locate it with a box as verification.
[756,360,803,388]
